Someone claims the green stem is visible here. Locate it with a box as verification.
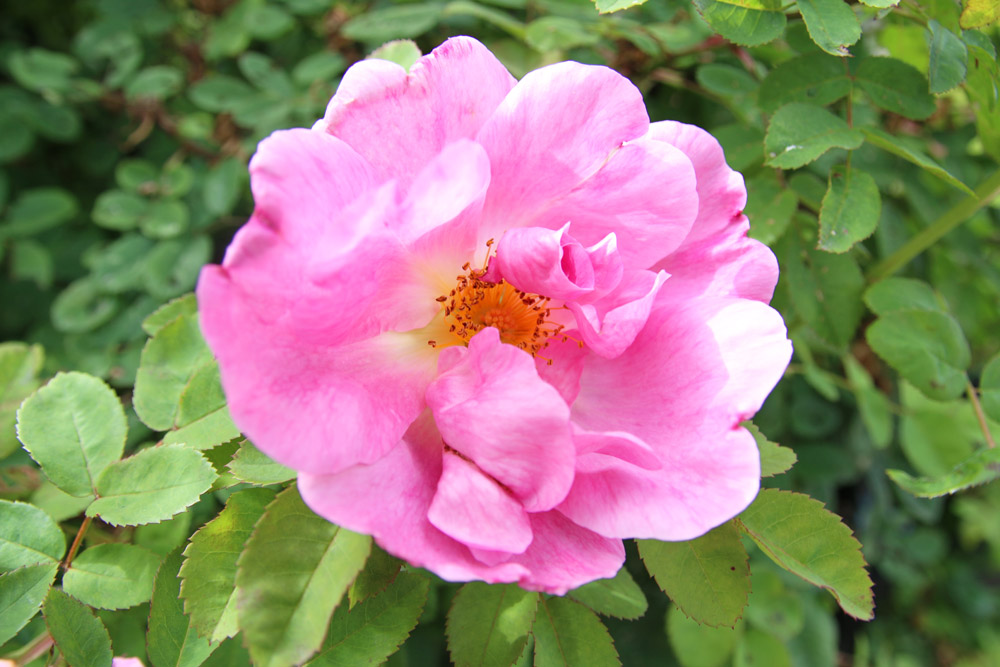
[866,168,1000,283]
[967,379,997,449]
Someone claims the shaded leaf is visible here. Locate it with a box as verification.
[864,277,944,315]
[843,356,893,449]
[447,582,539,667]
[44,587,113,667]
[639,522,750,628]
[818,166,881,253]
[341,5,444,42]
[797,0,861,56]
[0,500,65,570]
[666,604,739,667]
[765,103,863,169]
[227,440,296,485]
[691,0,786,47]
[738,489,874,619]
[928,20,968,93]
[533,597,619,667]
[348,545,403,608]
[148,549,216,667]
[855,57,936,119]
[568,566,647,620]
[860,127,974,195]
[63,543,161,610]
[758,53,851,114]
[0,562,58,645]
[888,448,1000,498]
[981,353,1000,423]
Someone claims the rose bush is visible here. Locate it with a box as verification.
[197,36,792,594]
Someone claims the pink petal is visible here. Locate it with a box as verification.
[318,37,516,187]
[567,269,667,358]
[426,328,575,512]
[428,452,533,554]
[535,337,588,406]
[476,62,650,240]
[573,429,661,471]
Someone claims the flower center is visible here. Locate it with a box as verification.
[429,261,564,357]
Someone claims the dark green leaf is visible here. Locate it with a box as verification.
[691,0,786,47]
[765,103,863,169]
[446,582,538,667]
[855,57,936,119]
[202,159,245,217]
[141,199,190,239]
[818,166,881,253]
[1,187,77,238]
[981,353,1000,423]
[92,190,148,231]
[88,445,217,526]
[236,485,371,667]
[244,4,295,40]
[639,522,749,627]
[568,566,647,620]
[888,448,1000,497]
[860,127,974,195]
[341,5,445,42]
[44,588,113,667]
[745,173,798,244]
[0,500,65,570]
[735,628,792,667]
[16,372,126,498]
[148,549,216,667]
[227,440,296,485]
[50,278,119,333]
[714,124,766,171]
[758,53,851,114]
[126,66,184,100]
[293,51,348,85]
[927,20,968,93]
[843,356,893,449]
[308,572,429,666]
[533,597,619,667]
[696,64,759,98]
[347,545,403,608]
[7,48,78,94]
[745,422,797,477]
[738,489,874,620]
[63,543,161,610]
[180,487,276,643]
[0,562,58,645]
[188,75,255,113]
[797,0,861,56]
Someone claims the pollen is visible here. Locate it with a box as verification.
[429,261,565,358]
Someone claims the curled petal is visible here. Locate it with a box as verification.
[567,270,668,359]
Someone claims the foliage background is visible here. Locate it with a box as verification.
[1,0,999,665]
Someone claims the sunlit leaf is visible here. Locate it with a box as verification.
[818,166,881,253]
[797,0,861,56]
[63,543,161,610]
[765,103,863,169]
[447,582,539,667]
[0,500,65,570]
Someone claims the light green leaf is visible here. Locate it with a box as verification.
[860,0,898,6]
[180,487,276,643]
[347,545,403,608]
[980,354,1000,423]
[888,448,1000,497]
[738,489,874,620]
[0,341,44,459]
[43,588,113,667]
[758,53,851,114]
[900,382,981,476]
[0,500,65,571]
[864,277,944,315]
[765,103,864,169]
[843,356,893,449]
[928,20,968,93]
[446,582,539,667]
[30,481,93,523]
[227,440,296,485]
[797,0,861,56]
[691,0,786,47]
[745,422,797,477]
[148,549,217,667]
[639,522,749,627]
[568,566,647,620]
[0,562,58,645]
[735,628,791,667]
[341,5,444,42]
[308,572,429,666]
[860,127,974,195]
[818,166,881,253]
[1,187,78,238]
[855,57,936,119]
[961,0,1000,28]
[88,445,217,526]
[142,294,198,336]
[63,543,161,610]
[16,372,126,498]
[236,485,372,667]
[866,310,970,400]
[533,597,620,667]
[595,0,646,14]
[666,604,739,667]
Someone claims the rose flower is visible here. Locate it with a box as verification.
[197,37,792,594]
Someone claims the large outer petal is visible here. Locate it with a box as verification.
[318,37,516,187]
[562,296,792,539]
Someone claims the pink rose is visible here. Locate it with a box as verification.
[198,37,791,594]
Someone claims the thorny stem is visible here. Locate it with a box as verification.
[62,515,93,571]
[866,168,1000,282]
[967,379,997,449]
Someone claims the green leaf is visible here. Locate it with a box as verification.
[843,356,893,449]
[16,372,126,498]
[860,127,974,195]
[347,545,403,608]
[148,549,217,667]
[864,277,943,315]
[745,422,797,477]
[866,310,970,400]
[736,628,791,667]
[927,20,968,93]
[691,0,786,47]
[227,440,296,485]
[7,48,78,94]
[134,311,240,449]
[714,124,766,171]
[961,0,1000,28]
[525,17,600,52]
[758,53,851,114]
[63,543,161,610]
[446,582,539,667]
[765,103,863,169]
[51,277,119,334]
[142,294,198,336]
[115,159,159,192]
[980,353,1000,423]
[666,604,739,667]
[136,512,193,556]
[236,485,372,667]
[0,500,65,570]
[93,190,149,231]
[141,199,190,239]
[595,0,646,14]
[532,597,620,667]
[180,487,276,643]
[308,572,429,666]
[696,64,759,98]
[202,159,245,217]
[888,448,1000,497]
[30,481,92,523]
[238,52,295,97]
[188,75,255,113]
[0,341,44,459]
[737,489,874,620]
[0,562,58,645]
[126,66,184,100]
[43,588,113,667]
[817,166,881,253]
[244,4,295,40]
[341,5,444,42]
[797,0,861,56]
[1,187,78,238]
[781,237,864,348]
[900,382,980,476]
[567,566,647,620]
[855,57,937,119]
[745,173,798,244]
[639,522,749,627]
[88,445,217,526]
[292,51,347,85]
